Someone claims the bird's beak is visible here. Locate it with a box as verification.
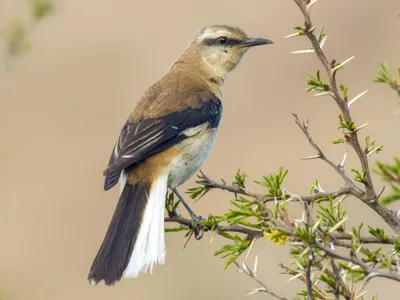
[239,38,273,48]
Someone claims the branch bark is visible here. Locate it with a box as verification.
[196,171,353,204]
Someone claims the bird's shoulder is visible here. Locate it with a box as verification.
[130,69,221,122]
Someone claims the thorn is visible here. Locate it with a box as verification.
[367,145,383,156]
[354,122,369,133]
[307,26,316,33]
[333,195,347,208]
[208,232,216,247]
[183,230,194,249]
[291,49,315,54]
[348,90,368,107]
[314,91,334,97]
[247,288,266,296]
[312,219,321,233]
[328,216,348,233]
[319,36,327,49]
[254,255,258,275]
[331,56,355,73]
[340,150,348,169]
[329,242,336,251]
[282,32,303,39]
[245,238,256,260]
[306,0,319,9]
[313,181,325,193]
[371,186,386,203]
[355,290,369,300]
[301,155,320,160]
[241,262,251,276]
[287,272,303,282]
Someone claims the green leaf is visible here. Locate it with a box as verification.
[368,226,389,242]
[214,238,252,269]
[31,0,54,20]
[165,225,189,233]
[340,84,349,98]
[254,167,288,197]
[232,169,247,189]
[351,168,367,184]
[338,114,356,132]
[3,19,29,56]
[306,70,328,93]
[317,197,347,232]
[365,136,383,155]
[165,193,180,216]
[316,27,326,45]
[331,138,346,144]
[374,158,400,204]
[186,186,207,199]
[393,239,400,253]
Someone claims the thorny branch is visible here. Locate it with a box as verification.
[292,114,363,197]
[165,213,399,246]
[165,1,400,299]
[234,260,289,300]
[305,202,314,300]
[196,171,353,204]
[292,0,400,234]
[314,243,400,283]
[165,216,264,238]
[167,172,399,244]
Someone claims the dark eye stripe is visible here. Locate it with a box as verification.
[203,38,242,47]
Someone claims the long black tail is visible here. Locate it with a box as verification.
[88,182,150,285]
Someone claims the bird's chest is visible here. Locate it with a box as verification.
[168,127,217,188]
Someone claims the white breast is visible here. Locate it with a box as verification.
[168,125,217,189]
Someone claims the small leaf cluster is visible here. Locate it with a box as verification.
[317,197,347,232]
[168,167,399,299]
[374,61,400,97]
[365,136,383,156]
[375,158,400,204]
[307,70,328,93]
[214,234,252,269]
[368,226,389,242]
[3,0,54,62]
[254,167,288,197]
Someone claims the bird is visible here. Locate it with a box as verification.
[88,25,273,285]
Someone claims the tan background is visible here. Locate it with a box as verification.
[1,0,400,299]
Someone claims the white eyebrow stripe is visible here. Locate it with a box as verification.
[197,29,232,41]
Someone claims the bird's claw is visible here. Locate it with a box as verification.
[191,215,204,240]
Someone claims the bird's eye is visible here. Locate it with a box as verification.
[218,37,227,44]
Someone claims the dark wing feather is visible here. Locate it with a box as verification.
[103,95,222,190]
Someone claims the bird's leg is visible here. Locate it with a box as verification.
[172,188,203,240]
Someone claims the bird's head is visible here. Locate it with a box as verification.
[191,25,273,80]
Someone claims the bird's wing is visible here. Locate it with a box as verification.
[103,94,222,190]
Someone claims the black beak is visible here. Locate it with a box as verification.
[239,38,273,48]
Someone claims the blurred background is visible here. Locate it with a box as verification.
[1,0,400,299]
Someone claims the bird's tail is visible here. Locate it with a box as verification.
[88,172,168,285]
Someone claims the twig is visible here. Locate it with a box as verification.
[332,232,398,245]
[293,114,362,196]
[196,172,353,204]
[235,261,289,300]
[304,202,314,300]
[330,260,352,300]
[314,243,400,283]
[165,216,264,238]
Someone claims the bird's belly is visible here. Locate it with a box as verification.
[168,128,217,189]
